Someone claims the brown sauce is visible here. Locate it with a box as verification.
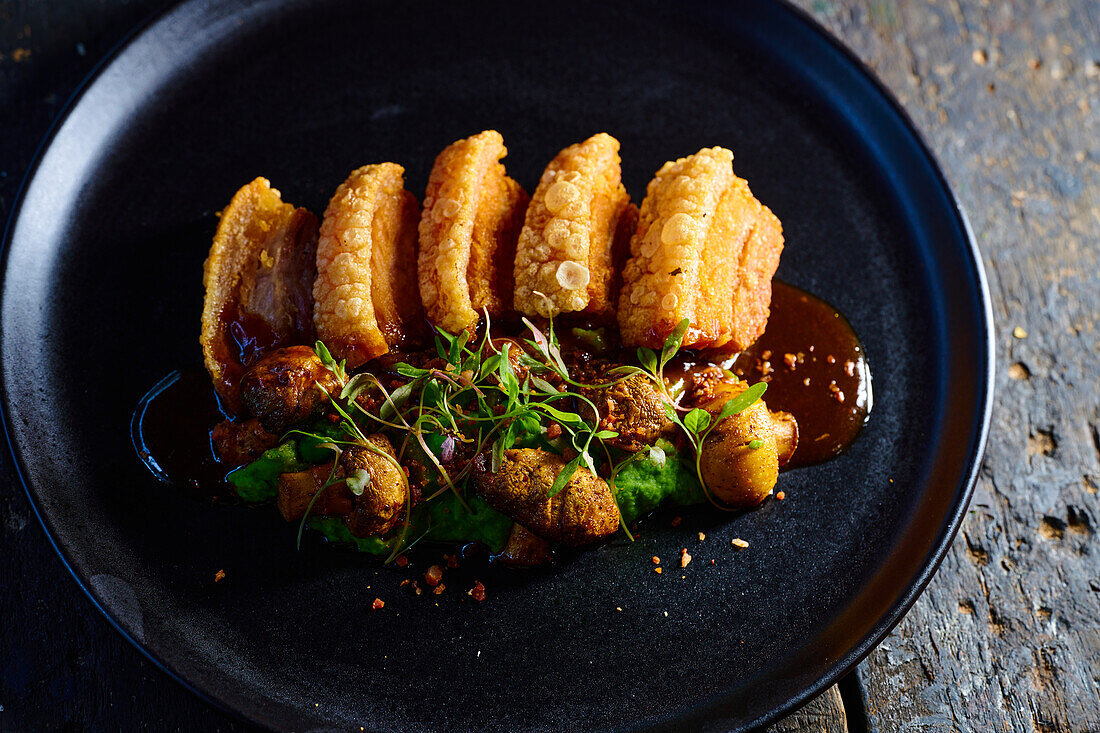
[661,282,871,467]
[131,367,231,496]
[731,282,871,467]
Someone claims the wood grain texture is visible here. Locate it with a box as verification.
[1,1,1097,731]
[788,1,1100,731]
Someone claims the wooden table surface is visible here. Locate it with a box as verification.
[2,1,1097,731]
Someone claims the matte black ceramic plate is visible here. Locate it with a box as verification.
[2,0,993,730]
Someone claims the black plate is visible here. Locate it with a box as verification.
[1,0,993,730]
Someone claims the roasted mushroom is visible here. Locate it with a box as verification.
[695,382,798,506]
[340,435,408,537]
[474,448,619,545]
[582,372,675,452]
[498,523,553,567]
[277,462,355,522]
[238,345,343,434]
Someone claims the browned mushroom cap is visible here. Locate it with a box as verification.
[276,462,354,523]
[580,372,675,452]
[340,434,408,538]
[201,177,318,413]
[474,448,619,545]
[498,523,553,567]
[238,345,343,434]
[694,380,797,506]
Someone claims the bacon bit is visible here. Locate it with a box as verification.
[372,598,385,610]
[394,555,408,568]
[710,559,716,565]
[214,569,225,582]
[546,422,563,439]
[680,553,692,568]
[424,565,443,587]
[759,360,774,376]
[783,353,797,369]
[432,583,446,595]
[616,607,623,612]
[654,567,663,574]
[832,390,846,403]
[697,532,706,542]
[444,553,460,569]
[776,491,786,501]
[679,547,688,556]
[802,378,811,386]
[845,360,856,377]
[670,516,682,527]
[826,354,836,364]
[467,581,486,602]
[761,350,772,360]
[652,556,661,565]
[731,538,749,548]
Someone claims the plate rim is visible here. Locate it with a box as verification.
[0,0,995,729]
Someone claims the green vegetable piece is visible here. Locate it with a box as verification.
[423,493,511,552]
[308,517,391,555]
[613,442,704,524]
[227,441,305,503]
[571,326,607,351]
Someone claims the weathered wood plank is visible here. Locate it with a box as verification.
[789,1,1100,731]
[766,685,849,733]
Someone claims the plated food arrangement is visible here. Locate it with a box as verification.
[138,130,871,566]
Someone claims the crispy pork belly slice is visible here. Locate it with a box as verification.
[618,147,784,351]
[514,132,635,320]
[313,163,422,368]
[201,177,319,413]
[418,130,528,334]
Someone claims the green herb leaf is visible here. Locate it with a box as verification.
[684,408,711,435]
[748,439,764,449]
[534,403,586,429]
[593,430,619,440]
[571,326,607,352]
[716,381,768,422]
[380,380,418,420]
[660,318,690,368]
[480,353,502,377]
[529,376,559,395]
[340,373,374,401]
[497,344,520,403]
[393,363,430,378]
[546,454,582,498]
[345,468,372,496]
[637,347,658,374]
[448,329,470,364]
